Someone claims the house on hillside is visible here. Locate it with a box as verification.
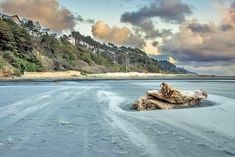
[33,21,41,30]
[22,18,42,36]
[22,18,42,31]
[50,33,58,38]
[0,12,3,19]
[68,35,76,46]
[1,13,21,25]
[40,28,50,35]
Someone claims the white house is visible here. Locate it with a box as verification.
[68,36,76,46]
[1,13,21,25]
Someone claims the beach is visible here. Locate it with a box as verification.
[0,71,222,81]
[0,80,235,157]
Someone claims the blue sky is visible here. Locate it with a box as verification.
[59,0,224,35]
[59,1,225,42]
[59,0,150,34]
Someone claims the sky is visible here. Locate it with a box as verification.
[0,0,235,75]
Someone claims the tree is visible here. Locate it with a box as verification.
[0,20,15,51]
[12,25,33,52]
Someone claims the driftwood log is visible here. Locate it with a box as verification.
[132,82,208,111]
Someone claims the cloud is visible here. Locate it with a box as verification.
[120,0,190,40]
[187,23,212,33]
[152,41,159,47]
[168,57,177,64]
[183,64,235,76]
[161,19,235,66]
[0,0,77,32]
[91,21,145,48]
[121,0,192,24]
[144,40,160,55]
[222,1,235,29]
[160,13,235,69]
[76,15,94,24]
[92,21,129,44]
[142,23,172,39]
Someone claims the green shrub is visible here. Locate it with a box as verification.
[0,20,32,52]
[0,20,15,51]
[12,25,33,52]
[15,58,41,73]
[0,58,6,68]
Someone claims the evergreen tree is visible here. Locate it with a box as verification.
[0,20,15,51]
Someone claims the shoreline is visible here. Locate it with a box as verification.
[0,71,235,82]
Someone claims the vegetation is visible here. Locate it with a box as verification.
[0,19,189,77]
[0,57,6,68]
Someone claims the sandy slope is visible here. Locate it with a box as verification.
[22,71,82,79]
[2,71,198,80]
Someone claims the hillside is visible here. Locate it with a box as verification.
[0,19,190,77]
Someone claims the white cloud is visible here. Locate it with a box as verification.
[92,21,145,48]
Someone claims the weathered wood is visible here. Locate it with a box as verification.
[132,82,208,111]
